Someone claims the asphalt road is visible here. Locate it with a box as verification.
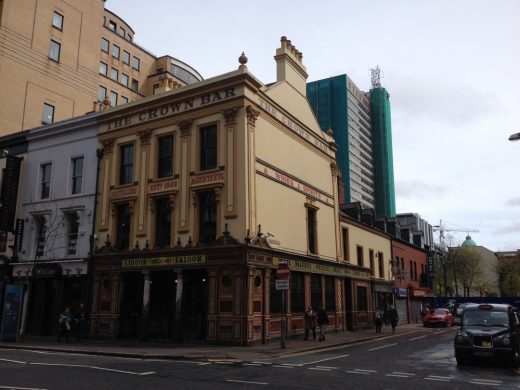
[1,326,519,389]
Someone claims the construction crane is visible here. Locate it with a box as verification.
[432,219,479,240]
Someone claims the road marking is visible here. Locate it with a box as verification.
[0,387,47,390]
[301,353,350,365]
[214,361,234,365]
[243,363,262,366]
[391,371,415,376]
[252,361,272,365]
[346,370,371,375]
[409,335,427,341]
[470,379,502,386]
[29,362,154,376]
[197,362,211,366]
[425,375,453,382]
[386,373,410,378]
[0,358,27,364]
[315,366,338,369]
[280,363,304,367]
[308,367,331,371]
[226,379,267,385]
[273,365,294,368]
[368,343,397,351]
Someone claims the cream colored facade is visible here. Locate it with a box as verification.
[0,0,202,135]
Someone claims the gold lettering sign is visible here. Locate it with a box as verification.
[272,257,371,279]
[122,255,206,268]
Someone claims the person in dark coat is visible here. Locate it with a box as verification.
[388,305,399,334]
[57,306,72,343]
[374,307,384,334]
[316,306,329,341]
[75,302,89,341]
[304,306,317,340]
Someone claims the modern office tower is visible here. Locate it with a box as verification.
[0,0,202,135]
[307,71,396,218]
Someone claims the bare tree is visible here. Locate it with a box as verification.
[453,247,483,297]
[496,253,520,296]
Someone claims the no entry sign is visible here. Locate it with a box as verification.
[276,263,290,280]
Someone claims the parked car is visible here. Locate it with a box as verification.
[454,303,520,367]
[423,308,454,327]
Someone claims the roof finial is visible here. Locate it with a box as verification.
[238,52,248,70]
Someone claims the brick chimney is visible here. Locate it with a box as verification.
[274,36,308,95]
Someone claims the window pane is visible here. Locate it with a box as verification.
[157,135,173,178]
[198,191,216,244]
[118,26,125,37]
[122,51,130,64]
[101,38,109,52]
[132,56,140,70]
[110,91,117,106]
[98,86,107,102]
[325,277,335,311]
[131,79,138,92]
[269,269,283,313]
[120,96,128,104]
[311,274,321,309]
[111,67,118,81]
[41,163,52,199]
[52,12,63,29]
[67,213,79,255]
[119,144,134,184]
[155,198,171,248]
[356,286,368,311]
[42,103,54,124]
[290,272,305,313]
[121,73,129,86]
[99,62,107,75]
[199,125,217,170]
[71,157,83,194]
[49,40,60,62]
[307,208,316,254]
[112,44,119,59]
[116,203,130,250]
[108,20,116,31]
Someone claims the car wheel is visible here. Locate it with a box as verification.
[456,354,465,366]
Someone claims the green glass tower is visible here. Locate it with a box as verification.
[307,75,395,218]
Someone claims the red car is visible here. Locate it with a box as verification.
[423,308,454,327]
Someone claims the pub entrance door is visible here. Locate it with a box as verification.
[180,269,208,341]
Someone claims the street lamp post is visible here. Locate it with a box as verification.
[509,132,520,141]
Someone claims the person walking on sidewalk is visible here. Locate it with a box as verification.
[388,305,399,334]
[75,302,89,341]
[304,306,317,340]
[374,307,384,334]
[57,306,72,343]
[316,306,329,341]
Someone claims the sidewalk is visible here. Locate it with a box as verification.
[0,323,426,362]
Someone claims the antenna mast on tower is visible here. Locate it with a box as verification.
[370,66,382,88]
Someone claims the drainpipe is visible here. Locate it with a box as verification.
[86,148,104,334]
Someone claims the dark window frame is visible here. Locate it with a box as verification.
[356,285,368,311]
[42,103,54,124]
[52,11,63,30]
[157,135,174,178]
[325,276,335,312]
[71,156,84,194]
[369,249,375,276]
[66,212,79,255]
[342,227,349,261]
[269,269,283,314]
[122,50,130,65]
[378,251,384,278]
[132,56,140,71]
[154,197,171,248]
[199,124,217,171]
[40,163,52,199]
[306,206,318,255]
[198,190,217,245]
[99,61,107,75]
[116,203,131,250]
[112,44,120,59]
[119,143,134,185]
[290,272,305,313]
[357,245,364,267]
[49,39,61,62]
[101,38,109,53]
[98,85,107,102]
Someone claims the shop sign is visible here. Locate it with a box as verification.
[13,218,24,251]
[121,255,206,268]
[110,186,138,200]
[190,172,225,187]
[272,257,371,279]
[148,180,178,194]
[411,288,429,297]
[394,288,408,298]
[33,263,62,277]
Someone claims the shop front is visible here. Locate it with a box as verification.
[394,287,409,324]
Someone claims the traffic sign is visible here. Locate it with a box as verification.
[276,263,290,280]
[275,279,289,290]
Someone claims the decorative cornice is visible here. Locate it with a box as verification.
[223,107,239,126]
[246,105,260,126]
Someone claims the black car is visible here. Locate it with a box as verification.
[454,303,520,366]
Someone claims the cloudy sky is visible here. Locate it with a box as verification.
[107,0,519,251]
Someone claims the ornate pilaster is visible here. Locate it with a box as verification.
[99,140,114,232]
[246,105,260,126]
[178,120,192,233]
[224,108,239,218]
[245,106,260,231]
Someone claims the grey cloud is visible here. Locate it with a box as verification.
[395,179,447,199]
[506,198,520,207]
[494,222,520,235]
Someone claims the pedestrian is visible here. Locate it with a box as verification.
[388,305,399,334]
[316,306,329,341]
[374,307,383,334]
[57,306,72,343]
[304,306,317,340]
[75,302,89,341]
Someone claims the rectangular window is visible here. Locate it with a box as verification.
[307,207,317,255]
[356,286,368,311]
[112,44,120,59]
[116,203,130,250]
[369,249,375,276]
[49,40,61,62]
[342,228,349,261]
[378,252,384,278]
[98,86,107,102]
[198,191,216,244]
[131,79,138,92]
[110,67,118,81]
[357,246,364,267]
[99,61,107,75]
[35,216,47,258]
[40,163,52,199]
[120,96,128,104]
[119,144,134,185]
[199,124,217,170]
[290,272,305,313]
[108,20,116,31]
[42,103,54,124]
[413,261,418,281]
[311,274,322,309]
[153,84,160,95]
[52,11,63,30]
[66,213,79,255]
[157,135,173,178]
[132,56,140,70]
[269,269,283,313]
[121,73,129,86]
[122,50,130,65]
[101,38,109,53]
[71,156,84,194]
[325,276,335,311]
[110,91,117,106]
[154,198,171,248]
[118,26,125,38]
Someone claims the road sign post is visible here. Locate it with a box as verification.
[276,262,290,349]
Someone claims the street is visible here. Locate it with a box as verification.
[0,326,519,389]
